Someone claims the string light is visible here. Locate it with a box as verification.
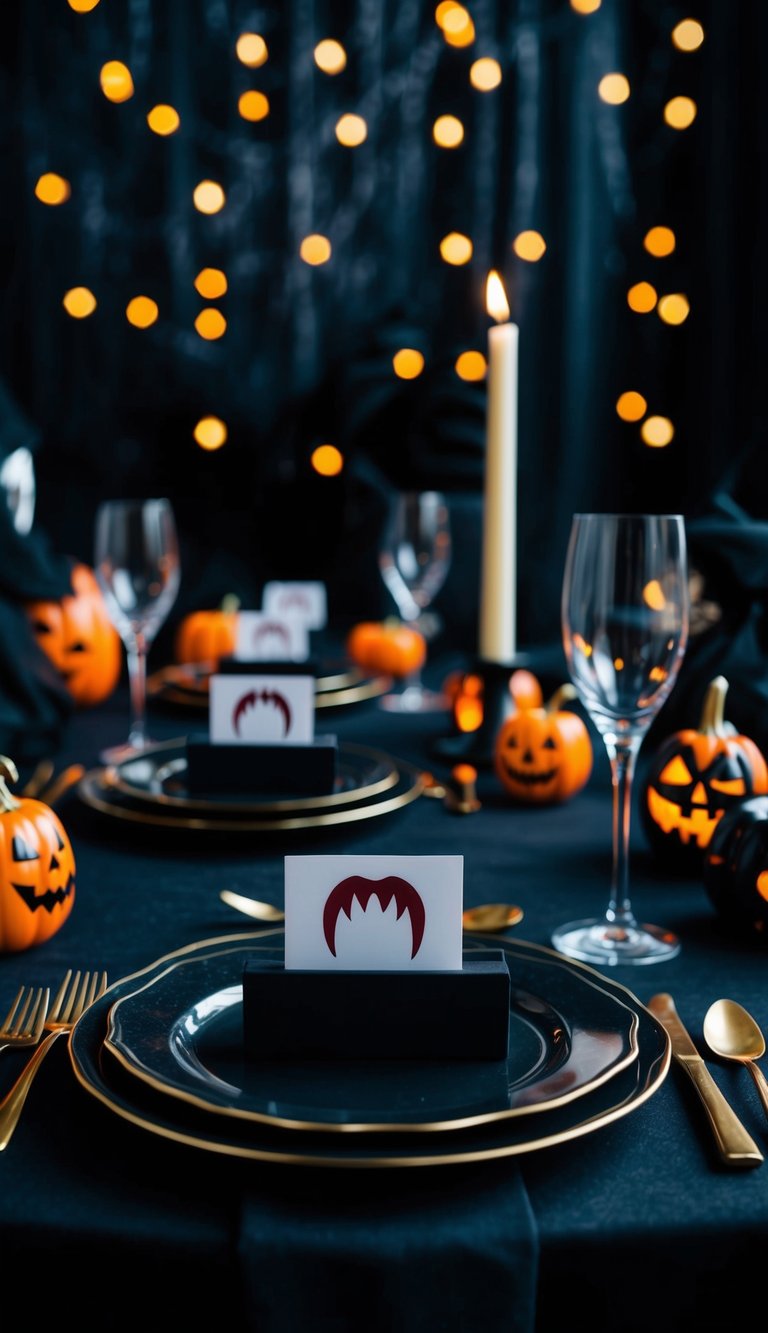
[195,309,227,340]
[433,115,464,148]
[236,33,268,67]
[644,226,676,257]
[672,19,705,51]
[513,230,546,261]
[68,0,101,12]
[238,91,270,122]
[335,114,367,146]
[570,0,601,12]
[598,74,630,104]
[299,234,332,265]
[34,173,70,205]
[99,61,134,103]
[392,349,425,379]
[616,391,647,422]
[147,105,180,136]
[664,96,697,129]
[455,351,487,381]
[442,6,475,46]
[62,287,96,318]
[194,268,228,299]
[439,232,473,265]
[627,281,658,313]
[657,294,690,325]
[470,58,502,91]
[314,39,347,74]
[126,296,159,328]
[311,444,344,476]
[194,417,228,450]
[193,180,226,214]
[435,3,460,27]
[641,416,675,447]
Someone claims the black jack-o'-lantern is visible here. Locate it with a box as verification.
[641,676,768,868]
[703,796,768,938]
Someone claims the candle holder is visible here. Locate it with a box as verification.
[432,655,535,769]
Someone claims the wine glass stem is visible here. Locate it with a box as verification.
[126,634,147,750]
[606,737,641,929]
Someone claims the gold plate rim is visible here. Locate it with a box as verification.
[147,663,393,711]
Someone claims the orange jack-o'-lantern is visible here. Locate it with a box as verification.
[0,757,76,953]
[494,684,593,804]
[703,796,768,938]
[26,564,122,707]
[641,676,768,867]
[175,595,240,668]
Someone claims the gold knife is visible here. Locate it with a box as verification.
[648,992,763,1169]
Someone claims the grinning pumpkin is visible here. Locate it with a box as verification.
[493,684,593,804]
[26,563,122,706]
[346,618,426,679]
[444,668,543,734]
[703,796,768,938]
[0,757,76,953]
[175,594,241,668]
[641,676,768,867]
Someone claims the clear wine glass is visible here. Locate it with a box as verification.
[552,513,689,966]
[377,489,452,712]
[94,498,181,762]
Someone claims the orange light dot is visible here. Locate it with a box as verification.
[470,57,502,91]
[641,416,675,448]
[433,115,464,148]
[393,349,425,380]
[614,657,624,671]
[672,19,705,52]
[453,763,477,785]
[513,229,546,262]
[193,180,226,214]
[62,287,97,318]
[147,104,180,136]
[34,173,71,205]
[644,225,676,257]
[194,417,228,450]
[68,0,101,9]
[598,73,630,104]
[440,232,473,265]
[757,871,768,902]
[236,33,268,67]
[657,293,690,326]
[100,60,134,103]
[455,696,483,732]
[455,351,487,382]
[311,444,344,476]
[643,580,667,611]
[570,0,601,10]
[442,6,475,46]
[238,90,270,122]
[335,114,368,146]
[664,96,697,129]
[299,234,332,266]
[627,281,658,313]
[435,3,461,28]
[194,268,228,299]
[616,391,647,422]
[314,39,347,74]
[195,309,227,340]
[126,296,159,329]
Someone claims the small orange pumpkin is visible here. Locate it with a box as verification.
[0,757,76,953]
[26,563,122,706]
[494,684,593,804]
[175,595,240,667]
[346,618,427,678]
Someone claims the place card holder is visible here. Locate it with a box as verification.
[185,733,338,796]
[217,657,321,677]
[241,949,511,1061]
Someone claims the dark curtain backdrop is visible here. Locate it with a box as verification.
[1,0,766,655]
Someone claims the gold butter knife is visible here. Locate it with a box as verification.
[648,992,764,1169]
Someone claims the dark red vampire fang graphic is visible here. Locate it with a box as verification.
[278,592,310,612]
[322,875,426,959]
[232,688,292,736]
[253,621,291,647]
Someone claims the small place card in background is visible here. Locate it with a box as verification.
[234,611,309,662]
[210,674,315,745]
[284,854,463,972]
[262,581,328,631]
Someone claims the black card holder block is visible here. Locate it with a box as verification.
[185,734,338,796]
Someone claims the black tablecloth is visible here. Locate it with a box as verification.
[1,666,767,1332]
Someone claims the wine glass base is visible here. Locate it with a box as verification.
[99,738,160,765]
[379,687,449,713]
[551,918,681,967]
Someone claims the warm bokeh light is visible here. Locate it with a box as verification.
[440,232,473,265]
[393,348,425,380]
[236,33,268,67]
[572,633,593,658]
[238,91,270,122]
[643,580,667,611]
[627,281,658,313]
[442,6,475,46]
[147,104,180,136]
[757,871,768,903]
[311,444,344,476]
[616,391,647,422]
[62,287,96,318]
[644,225,676,257]
[68,0,101,13]
[195,309,227,340]
[126,296,159,329]
[613,658,624,671]
[34,173,71,205]
[193,180,226,214]
[672,19,705,51]
[194,268,228,299]
[433,115,464,148]
[641,416,675,447]
[455,351,487,382]
[598,73,630,104]
[194,417,227,450]
[100,61,134,103]
[455,695,483,733]
[513,230,546,262]
[664,96,697,129]
[435,2,460,27]
[470,58,502,91]
[299,234,332,265]
[570,0,601,12]
[658,293,690,325]
[314,39,347,74]
[335,114,367,146]
[486,270,510,323]
[453,763,477,786]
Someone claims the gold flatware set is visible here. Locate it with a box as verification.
[21,759,85,807]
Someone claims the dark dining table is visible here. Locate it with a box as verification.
[2,656,767,1333]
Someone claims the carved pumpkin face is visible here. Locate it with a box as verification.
[494,686,593,805]
[703,795,768,938]
[26,564,122,707]
[0,758,76,953]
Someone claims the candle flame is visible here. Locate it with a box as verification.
[486,270,510,323]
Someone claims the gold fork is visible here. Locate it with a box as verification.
[0,985,50,1054]
[0,969,108,1151]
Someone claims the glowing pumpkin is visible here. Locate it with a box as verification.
[26,563,122,706]
[175,595,240,667]
[703,796,768,938]
[0,757,76,953]
[346,619,426,678]
[641,676,768,867]
[445,668,543,734]
[494,684,593,804]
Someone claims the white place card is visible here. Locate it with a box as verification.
[209,674,315,745]
[262,580,327,631]
[284,855,463,972]
[234,611,309,662]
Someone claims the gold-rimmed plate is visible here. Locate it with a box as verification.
[147,661,392,711]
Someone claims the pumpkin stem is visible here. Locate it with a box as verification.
[546,684,578,714]
[0,756,20,812]
[220,594,241,614]
[699,676,729,736]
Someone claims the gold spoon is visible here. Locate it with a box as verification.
[703,997,768,1121]
[219,889,285,922]
[221,889,524,935]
